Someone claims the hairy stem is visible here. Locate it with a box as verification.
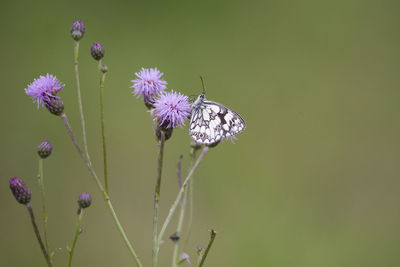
[38,158,50,257]
[27,204,52,267]
[74,41,90,161]
[198,230,217,267]
[157,146,209,247]
[153,131,166,267]
[68,209,84,267]
[60,113,143,267]
[98,61,109,193]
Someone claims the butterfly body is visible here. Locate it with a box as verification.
[189,94,246,145]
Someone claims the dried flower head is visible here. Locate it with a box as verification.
[154,90,192,129]
[70,20,85,41]
[25,74,65,108]
[90,43,105,61]
[37,141,52,159]
[78,193,92,209]
[131,68,167,108]
[9,177,31,205]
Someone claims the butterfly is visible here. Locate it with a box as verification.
[189,93,246,145]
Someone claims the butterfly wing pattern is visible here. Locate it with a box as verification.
[189,94,246,145]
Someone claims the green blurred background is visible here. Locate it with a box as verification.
[1,0,400,266]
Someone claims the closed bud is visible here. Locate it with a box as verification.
[90,43,105,61]
[37,141,52,159]
[44,97,64,116]
[100,65,108,73]
[70,20,85,41]
[9,177,31,205]
[78,193,92,209]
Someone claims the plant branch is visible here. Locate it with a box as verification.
[60,113,143,267]
[68,209,84,267]
[157,146,209,247]
[98,61,109,193]
[38,158,50,256]
[198,230,217,267]
[27,204,52,267]
[153,131,166,267]
[74,40,90,161]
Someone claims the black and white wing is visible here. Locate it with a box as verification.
[189,100,246,145]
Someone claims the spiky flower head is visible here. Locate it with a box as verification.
[9,177,31,205]
[78,193,92,209]
[25,74,65,108]
[131,68,167,108]
[90,43,105,61]
[37,141,52,159]
[153,90,192,129]
[70,20,85,41]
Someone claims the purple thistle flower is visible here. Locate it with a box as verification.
[131,68,167,107]
[9,177,31,205]
[154,90,192,129]
[25,74,65,108]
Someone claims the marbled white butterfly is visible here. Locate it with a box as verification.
[189,93,246,145]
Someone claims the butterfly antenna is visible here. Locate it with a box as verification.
[200,76,206,94]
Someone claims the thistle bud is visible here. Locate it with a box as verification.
[9,177,31,205]
[70,20,85,41]
[90,43,105,61]
[100,65,108,73]
[44,97,64,116]
[78,193,92,209]
[169,232,179,243]
[37,141,52,159]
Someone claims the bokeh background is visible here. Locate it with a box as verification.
[1,0,400,266]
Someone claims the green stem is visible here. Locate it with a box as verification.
[171,188,187,267]
[172,152,196,267]
[74,41,90,161]
[157,146,209,247]
[27,204,52,267]
[198,230,217,267]
[60,113,143,267]
[153,131,166,267]
[98,61,109,194]
[38,158,50,257]
[68,209,84,267]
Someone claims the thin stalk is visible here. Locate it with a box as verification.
[157,146,209,247]
[38,158,50,256]
[60,113,143,267]
[183,147,200,248]
[171,188,188,267]
[27,204,52,267]
[74,41,90,161]
[153,131,166,267]
[198,230,217,267]
[98,61,109,193]
[172,153,196,267]
[68,209,84,267]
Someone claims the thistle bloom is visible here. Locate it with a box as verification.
[9,177,31,205]
[154,90,192,129]
[25,74,65,108]
[131,68,167,107]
